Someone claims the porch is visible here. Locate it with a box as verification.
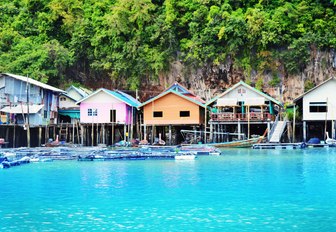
[210,112,275,122]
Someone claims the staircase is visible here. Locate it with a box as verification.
[269,120,287,143]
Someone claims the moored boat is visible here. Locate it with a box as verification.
[174,152,196,160]
[209,136,263,148]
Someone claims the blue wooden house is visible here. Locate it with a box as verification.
[0,73,64,126]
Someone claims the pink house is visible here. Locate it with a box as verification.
[77,88,140,125]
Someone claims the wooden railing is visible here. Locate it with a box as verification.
[210,112,274,122]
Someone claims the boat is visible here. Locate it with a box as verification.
[180,144,221,155]
[325,132,336,145]
[209,136,263,148]
[175,154,196,160]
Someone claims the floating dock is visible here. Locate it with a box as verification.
[252,143,306,149]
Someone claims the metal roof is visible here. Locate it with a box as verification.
[0,104,44,114]
[76,88,141,108]
[139,89,206,108]
[2,73,64,93]
[206,81,282,106]
[293,77,335,102]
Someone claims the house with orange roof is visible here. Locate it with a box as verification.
[139,82,206,145]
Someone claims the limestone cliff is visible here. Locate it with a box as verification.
[139,49,336,103]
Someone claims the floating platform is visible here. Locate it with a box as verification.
[306,143,336,148]
[252,143,306,149]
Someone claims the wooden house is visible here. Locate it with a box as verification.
[58,85,91,123]
[140,82,206,145]
[0,73,63,126]
[206,81,282,142]
[0,73,64,147]
[76,88,140,146]
[294,77,336,142]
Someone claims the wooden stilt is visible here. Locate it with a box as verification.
[72,121,75,144]
[102,124,105,145]
[80,124,84,146]
[112,123,115,145]
[38,126,42,147]
[13,125,16,148]
[169,125,172,145]
[5,127,9,146]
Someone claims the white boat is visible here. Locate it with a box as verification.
[175,153,196,160]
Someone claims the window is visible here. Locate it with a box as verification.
[309,102,327,113]
[88,108,98,116]
[60,97,66,101]
[153,111,163,117]
[180,111,190,117]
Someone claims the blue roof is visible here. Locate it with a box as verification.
[76,88,141,107]
[105,89,141,107]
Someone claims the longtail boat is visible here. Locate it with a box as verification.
[209,136,263,148]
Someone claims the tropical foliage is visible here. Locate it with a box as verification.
[0,0,335,89]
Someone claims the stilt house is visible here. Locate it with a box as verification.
[294,77,336,142]
[76,88,140,146]
[206,81,282,142]
[58,85,91,123]
[0,73,64,147]
[140,82,206,145]
[0,73,63,126]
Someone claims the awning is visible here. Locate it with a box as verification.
[244,97,265,106]
[58,110,80,119]
[0,104,44,114]
[216,98,238,106]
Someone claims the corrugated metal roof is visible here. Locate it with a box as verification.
[207,81,282,106]
[76,88,141,107]
[294,77,335,102]
[139,89,206,108]
[2,73,64,92]
[0,104,44,114]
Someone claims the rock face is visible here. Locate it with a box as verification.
[140,49,336,103]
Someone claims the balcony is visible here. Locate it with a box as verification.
[210,112,274,122]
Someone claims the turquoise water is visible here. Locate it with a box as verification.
[1,149,336,231]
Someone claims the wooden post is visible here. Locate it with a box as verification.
[124,124,127,143]
[151,124,154,144]
[204,106,207,143]
[5,127,9,146]
[112,123,115,146]
[169,125,172,145]
[96,122,99,145]
[91,122,94,146]
[72,121,75,143]
[81,124,84,146]
[293,104,296,143]
[13,125,16,148]
[65,124,68,142]
[267,121,270,141]
[102,124,105,145]
[238,119,241,140]
[247,105,250,139]
[38,126,42,147]
[76,121,80,145]
[303,121,307,142]
[210,123,213,142]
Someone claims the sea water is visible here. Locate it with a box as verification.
[1,148,336,231]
